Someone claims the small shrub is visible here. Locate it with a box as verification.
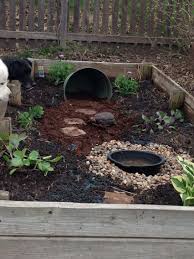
[0,134,62,176]
[48,62,74,86]
[114,75,139,95]
[171,156,194,206]
[18,105,44,129]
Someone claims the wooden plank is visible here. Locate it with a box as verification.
[0,30,184,46]
[60,0,68,46]
[0,117,12,135]
[102,0,110,34]
[38,0,45,32]
[0,201,194,239]
[112,0,119,34]
[121,0,128,35]
[130,0,137,34]
[0,237,193,259]
[152,65,194,123]
[47,0,55,32]
[0,30,57,40]
[8,81,22,106]
[0,0,6,30]
[82,0,90,32]
[166,0,173,37]
[139,0,147,34]
[19,0,26,31]
[8,0,16,31]
[147,0,155,36]
[156,0,164,36]
[29,0,35,31]
[33,59,150,78]
[73,0,81,33]
[93,0,100,34]
[65,33,182,45]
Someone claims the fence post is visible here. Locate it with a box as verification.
[60,0,68,47]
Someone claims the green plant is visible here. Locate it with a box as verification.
[171,156,194,206]
[141,109,184,132]
[114,75,139,95]
[48,62,74,86]
[1,134,62,176]
[18,105,44,129]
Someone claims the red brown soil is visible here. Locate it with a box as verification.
[39,100,135,155]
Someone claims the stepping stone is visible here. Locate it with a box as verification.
[61,127,86,137]
[75,108,96,116]
[64,118,86,125]
[103,191,134,204]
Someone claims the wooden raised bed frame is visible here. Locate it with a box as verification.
[1,60,194,259]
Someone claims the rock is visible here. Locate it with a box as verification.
[75,108,96,115]
[103,191,134,204]
[64,118,86,125]
[61,127,86,137]
[91,112,116,126]
[0,190,9,200]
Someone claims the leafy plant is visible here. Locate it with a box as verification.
[114,75,139,95]
[48,62,74,85]
[141,109,184,132]
[171,156,194,206]
[18,105,44,129]
[1,134,62,176]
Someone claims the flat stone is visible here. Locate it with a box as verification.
[0,190,10,200]
[91,112,116,126]
[61,127,86,137]
[75,108,96,116]
[103,191,134,204]
[64,118,86,125]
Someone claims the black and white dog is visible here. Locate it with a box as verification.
[1,57,35,90]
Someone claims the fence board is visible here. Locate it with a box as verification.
[73,0,81,33]
[93,0,100,34]
[38,0,45,32]
[8,0,16,31]
[60,0,68,45]
[82,0,90,32]
[112,0,119,34]
[139,0,146,34]
[166,0,173,37]
[156,0,164,36]
[47,0,55,32]
[130,0,137,34]
[19,0,26,31]
[147,0,155,36]
[102,0,110,34]
[29,0,35,31]
[121,0,128,34]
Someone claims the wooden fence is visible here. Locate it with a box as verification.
[0,0,192,48]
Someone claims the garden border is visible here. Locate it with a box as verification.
[1,60,194,258]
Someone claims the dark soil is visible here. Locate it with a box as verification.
[3,78,194,205]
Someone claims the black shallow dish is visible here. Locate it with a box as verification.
[107,150,165,176]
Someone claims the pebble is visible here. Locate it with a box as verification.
[86,140,191,192]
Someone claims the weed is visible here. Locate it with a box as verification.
[18,105,44,129]
[48,62,74,86]
[141,109,184,132]
[1,134,62,176]
[114,75,139,95]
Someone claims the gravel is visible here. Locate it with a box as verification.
[86,140,191,191]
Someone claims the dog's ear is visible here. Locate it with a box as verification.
[24,59,32,68]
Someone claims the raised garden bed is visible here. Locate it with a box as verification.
[1,60,194,258]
